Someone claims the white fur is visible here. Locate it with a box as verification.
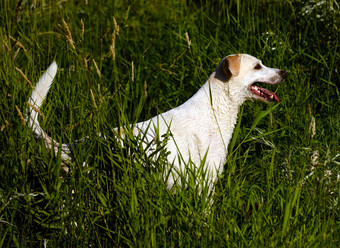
[26,54,286,188]
[27,61,57,135]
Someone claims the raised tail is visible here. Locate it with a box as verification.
[26,61,57,136]
[26,62,72,171]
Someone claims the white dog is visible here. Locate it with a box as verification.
[26,54,286,190]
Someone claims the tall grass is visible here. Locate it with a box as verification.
[0,0,339,247]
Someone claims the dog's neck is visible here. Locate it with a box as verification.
[187,74,244,158]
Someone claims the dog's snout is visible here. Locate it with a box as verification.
[279,70,287,79]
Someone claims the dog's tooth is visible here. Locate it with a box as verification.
[270,95,274,99]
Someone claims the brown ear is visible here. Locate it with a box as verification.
[223,55,240,78]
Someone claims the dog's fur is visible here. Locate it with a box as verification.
[26,54,286,189]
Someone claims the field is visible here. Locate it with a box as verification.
[0,0,339,247]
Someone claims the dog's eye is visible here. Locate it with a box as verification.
[254,64,262,70]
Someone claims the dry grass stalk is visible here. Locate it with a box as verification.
[92,59,101,79]
[15,105,26,126]
[111,84,122,99]
[144,80,148,98]
[83,58,88,69]
[308,104,316,138]
[109,17,119,61]
[10,35,27,52]
[34,0,36,8]
[110,31,116,60]
[309,116,316,138]
[71,121,81,130]
[13,47,20,62]
[90,89,97,108]
[131,61,134,82]
[308,103,312,115]
[81,19,84,41]
[3,35,11,51]
[15,67,34,89]
[310,150,320,167]
[98,28,110,43]
[185,32,191,49]
[26,102,45,120]
[1,120,9,132]
[14,0,23,25]
[113,16,119,35]
[98,83,102,101]
[61,19,76,50]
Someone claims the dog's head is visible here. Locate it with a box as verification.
[216,54,287,103]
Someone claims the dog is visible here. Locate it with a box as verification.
[26,54,286,191]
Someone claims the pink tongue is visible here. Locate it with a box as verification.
[251,85,280,102]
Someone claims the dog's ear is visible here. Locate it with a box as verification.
[223,54,240,78]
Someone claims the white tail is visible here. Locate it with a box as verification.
[26,62,72,171]
[26,61,57,137]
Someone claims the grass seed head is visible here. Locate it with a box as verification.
[13,47,20,62]
[15,105,26,126]
[15,67,34,89]
[110,32,116,60]
[81,19,84,41]
[61,19,76,50]
[83,58,88,69]
[131,61,134,82]
[90,89,97,108]
[92,59,101,79]
[185,32,191,49]
[113,16,119,35]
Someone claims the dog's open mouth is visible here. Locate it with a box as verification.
[250,83,279,102]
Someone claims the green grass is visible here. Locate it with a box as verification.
[0,0,339,247]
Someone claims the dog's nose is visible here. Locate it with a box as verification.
[280,70,287,79]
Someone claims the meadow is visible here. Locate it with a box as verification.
[0,0,339,247]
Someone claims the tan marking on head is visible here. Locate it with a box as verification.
[223,54,241,79]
